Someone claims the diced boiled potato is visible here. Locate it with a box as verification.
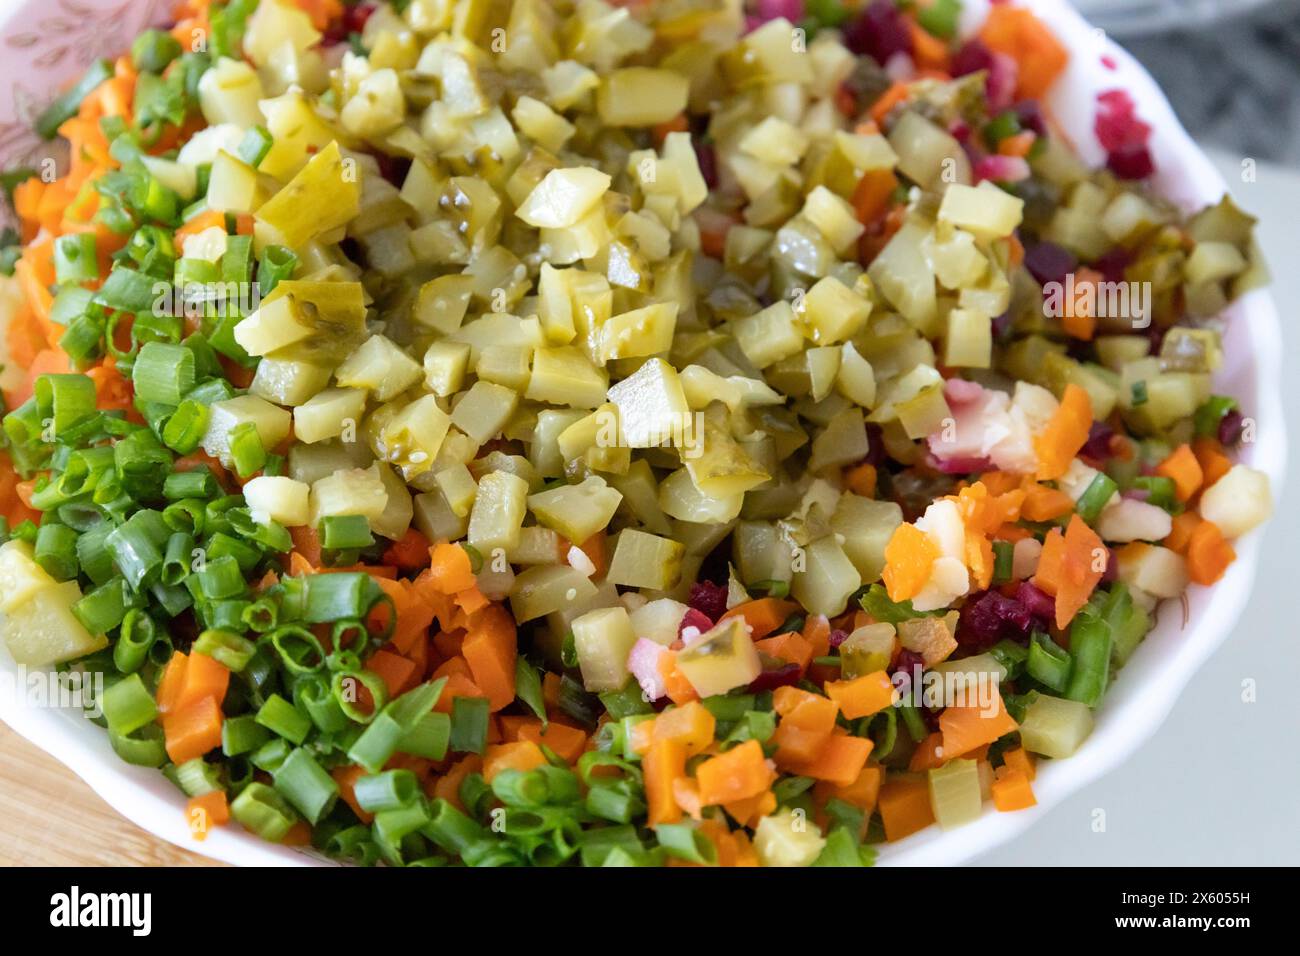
[831,494,902,582]
[1019,693,1094,758]
[596,67,689,127]
[0,541,56,614]
[606,529,685,591]
[1,580,107,666]
[1198,464,1271,538]
[516,167,611,229]
[528,476,623,543]
[572,606,638,692]
[676,617,762,698]
[739,116,809,167]
[294,387,368,444]
[628,598,688,646]
[467,471,530,556]
[242,475,310,526]
[944,307,992,369]
[937,182,1025,239]
[1115,543,1189,599]
[753,809,826,868]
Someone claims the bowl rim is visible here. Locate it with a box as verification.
[0,0,1287,867]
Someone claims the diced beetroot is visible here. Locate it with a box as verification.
[949,119,972,143]
[944,377,986,405]
[1107,143,1154,180]
[1024,241,1077,287]
[1080,421,1115,461]
[828,628,850,648]
[321,2,373,45]
[1012,100,1047,137]
[986,52,1019,112]
[1100,547,1119,584]
[951,39,994,77]
[993,308,1014,339]
[844,0,913,63]
[1092,246,1132,284]
[748,662,803,692]
[757,0,805,22]
[924,452,995,475]
[1095,89,1151,151]
[863,423,887,465]
[890,649,925,686]
[687,581,728,623]
[1218,409,1245,446]
[678,607,714,642]
[693,139,718,189]
[1015,581,1056,623]
[974,154,1030,184]
[957,589,1034,649]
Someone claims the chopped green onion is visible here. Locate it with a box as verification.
[222,714,271,757]
[449,696,491,755]
[255,693,313,745]
[36,59,114,139]
[991,539,1015,584]
[354,770,420,813]
[272,748,338,824]
[53,232,100,285]
[193,628,257,671]
[132,341,196,406]
[131,29,182,73]
[101,674,158,736]
[1026,631,1072,692]
[1063,613,1111,707]
[1075,472,1119,524]
[230,782,299,842]
[33,522,79,580]
[113,609,158,674]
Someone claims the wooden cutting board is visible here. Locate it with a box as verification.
[0,723,222,866]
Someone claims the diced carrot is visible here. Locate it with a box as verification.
[651,112,689,147]
[824,671,896,720]
[155,651,189,715]
[1186,519,1235,586]
[461,604,517,712]
[852,167,899,225]
[333,764,375,823]
[482,740,547,783]
[978,5,1069,99]
[907,18,951,71]
[815,764,883,814]
[163,696,224,764]
[722,790,777,829]
[431,755,482,809]
[1033,514,1106,628]
[998,130,1037,158]
[1035,383,1093,481]
[784,732,874,786]
[175,651,230,713]
[878,777,936,841]
[432,672,484,714]
[1156,443,1204,503]
[754,631,814,674]
[671,777,705,820]
[991,767,1037,811]
[282,821,313,846]
[644,738,687,826]
[499,718,589,764]
[1163,511,1201,555]
[908,731,948,772]
[289,525,323,569]
[365,649,420,698]
[869,81,911,125]
[1019,483,1073,522]
[1192,437,1232,489]
[1001,746,1036,781]
[657,651,699,706]
[802,613,832,659]
[454,586,490,616]
[772,687,839,766]
[939,693,1019,759]
[719,597,798,639]
[186,791,230,841]
[882,522,940,603]
[383,527,432,570]
[844,461,878,498]
[695,739,776,806]
[293,0,344,31]
[427,541,477,594]
[652,700,716,755]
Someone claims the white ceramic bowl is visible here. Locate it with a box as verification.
[0,0,1286,867]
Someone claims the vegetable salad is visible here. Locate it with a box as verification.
[0,0,1273,867]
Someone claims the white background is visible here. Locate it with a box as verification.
[975,151,1300,865]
